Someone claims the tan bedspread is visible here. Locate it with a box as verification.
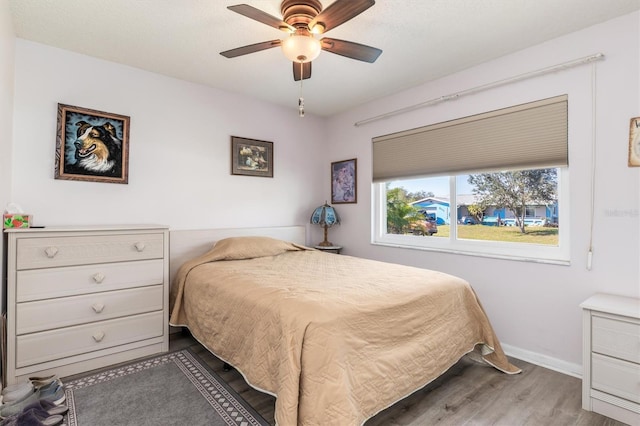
[170,237,520,426]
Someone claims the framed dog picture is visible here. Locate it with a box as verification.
[630,116,640,167]
[231,136,273,178]
[331,158,357,204]
[55,103,130,184]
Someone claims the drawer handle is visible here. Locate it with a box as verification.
[44,247,59,258]
[92,303,105,314]
[134,242,146,252]
[92,331,105,343]
[92,273,105,284]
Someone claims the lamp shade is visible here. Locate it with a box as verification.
[281,34,321,63]
[310,202,340,227]
[310,202,340,247]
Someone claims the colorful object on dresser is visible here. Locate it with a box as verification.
[3,203,31,229]
[3,214,31,229]
[310,201,340,246]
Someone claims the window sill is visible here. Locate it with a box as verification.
[371,240,571,266]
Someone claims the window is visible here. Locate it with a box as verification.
[372,96,569,264]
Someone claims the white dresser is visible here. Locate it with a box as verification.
[581,293,640,425]
[3,225,169,385]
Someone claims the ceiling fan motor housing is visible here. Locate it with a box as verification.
[281,0,322,29]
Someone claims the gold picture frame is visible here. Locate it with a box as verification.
[55,103,130,184]
[629,117,640,167]
[231,136,274,178]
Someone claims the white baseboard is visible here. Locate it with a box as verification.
[502,343,582,378]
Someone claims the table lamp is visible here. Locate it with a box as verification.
[310,202,340,247]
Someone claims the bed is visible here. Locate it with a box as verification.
[169,227,520,426]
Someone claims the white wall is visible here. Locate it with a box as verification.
[325,12,640,374]
[0,1,16,313]
[0,0,14,193]
[11,40,327,238]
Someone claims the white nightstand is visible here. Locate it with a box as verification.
[314,245,342,254]
[580,293,640,426]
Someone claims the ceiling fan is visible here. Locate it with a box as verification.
[220,0,382,81]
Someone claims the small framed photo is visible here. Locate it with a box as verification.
[331,158,357,204]
[231,136,274,177]
[55,103,130,184]
[629,117,640,167]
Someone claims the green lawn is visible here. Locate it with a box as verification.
[430,224,559,245]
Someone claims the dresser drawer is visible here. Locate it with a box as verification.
[592,353,640,404]
[17,285,164,334]
[592,315,640,363]
[16,311,164,368]
[16,259,164,302]
[16,233,164,270]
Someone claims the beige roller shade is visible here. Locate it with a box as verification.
[372,95,568,182]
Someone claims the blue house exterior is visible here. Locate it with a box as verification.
[411,196,558,226]
[410,198,451,225]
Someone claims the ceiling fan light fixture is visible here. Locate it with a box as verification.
[309,23,325,34]
[281,34,321,63]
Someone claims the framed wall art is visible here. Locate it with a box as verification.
[231,136,274,177]
[55,103,130,184]
[629,116,640,167]
[331,158,357,204]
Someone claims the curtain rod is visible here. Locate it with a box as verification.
[354,52,605,127]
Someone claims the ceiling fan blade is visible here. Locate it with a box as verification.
[320,38,382,63]
[227,4,294,32]
[293,62,312,81]
[308,0,375,33]
[220,40,282,58]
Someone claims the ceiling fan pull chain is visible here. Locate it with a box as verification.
[298,61,305,117]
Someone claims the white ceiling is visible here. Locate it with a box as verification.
[8,0,640,116]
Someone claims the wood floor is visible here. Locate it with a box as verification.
[170,332,626,426]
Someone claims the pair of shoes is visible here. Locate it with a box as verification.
[2,375,57,395]
[1,375,58,404]
[0,381,65,418]
[2,374,58,395]
[0,398,66,425]
[0,406,63,426]
[0,386,33,405]
[16,400,67,417]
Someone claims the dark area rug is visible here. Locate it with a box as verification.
[63,349,269,426]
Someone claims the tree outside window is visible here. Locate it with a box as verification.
[468,168,557,233]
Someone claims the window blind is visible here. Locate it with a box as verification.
[372,95,568,182]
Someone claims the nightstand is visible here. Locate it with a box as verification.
[580,293,640,426]
[314,245,342,254]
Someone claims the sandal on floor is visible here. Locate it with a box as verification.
[0,381,65,418]
[14,400,68,417]
[0,407,63,426]
[2,375,58,395]
[0,384,34,404]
